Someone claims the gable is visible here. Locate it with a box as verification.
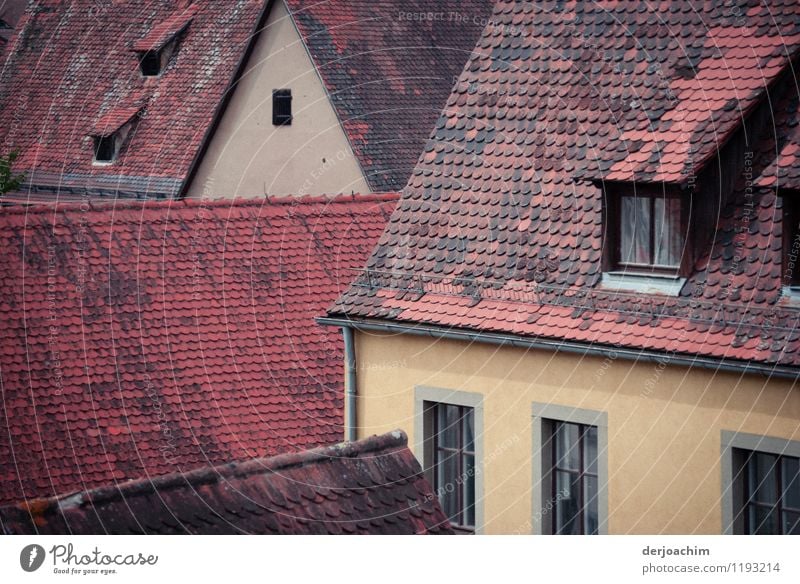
[186,0,370,198]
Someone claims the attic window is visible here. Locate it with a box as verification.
[273,89,292,126]
[784,196,800,288]
[93,136,116,163]
[614,192,685,275]
[139,50,161,76]
[91,108,140,165]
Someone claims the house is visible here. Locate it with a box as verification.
[0,430,452,535]
[0,0,492,202]
[324,1,800,534]
[0,192,396,506]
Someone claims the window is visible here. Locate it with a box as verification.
[93,136,116,163]
[722,431,800,534]
[532,403,608,535]
[548,421,599,534]
[139,50,161,76]
[737,450,800,534]
[616,193,685,274]
[273,89,292,126]
[430,403,475,532]
[416,387,483,533]
[783,197,800,288]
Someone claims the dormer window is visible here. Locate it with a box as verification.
[93,136,116,163]
[273,89,292,126]
[783,196,800,289]
[615,192,685,275]
[139,50,162,76]
[90,105,143,165]
[601,186,689,295]
[133,7,196,77]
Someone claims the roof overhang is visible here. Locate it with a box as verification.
[318,315,800,381]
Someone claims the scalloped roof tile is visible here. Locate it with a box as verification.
[330,0,800,370]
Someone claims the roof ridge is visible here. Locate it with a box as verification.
[12,431,408,514]
[0,192,400,216]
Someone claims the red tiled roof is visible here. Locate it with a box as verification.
[756,86,800,190]
[0,193,398,507]
[0,0,268,198]
[286,0,495,192]
[90,104,145,137]
[601,31,800,184]
[0,430,452,535]
[0,0,25,58]
[330,1,800,370]
[1,1,493,200]
[132,4,198,52]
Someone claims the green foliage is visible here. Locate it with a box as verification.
[0,149,26,195]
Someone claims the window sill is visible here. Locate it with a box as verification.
[781,286,800,304]
[600,272,685,296]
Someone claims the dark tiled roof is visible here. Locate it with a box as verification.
[0,430,453,534]
[0,193,398,506]
[0,0,268,198]
[331,1,800,370]
[287,0,495,192]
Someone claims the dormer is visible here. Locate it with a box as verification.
[600,182,690,295]
[132,6,196,77]
[90,105,143,164]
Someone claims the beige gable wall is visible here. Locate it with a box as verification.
[352,330,800,535]
[187,0,370,199]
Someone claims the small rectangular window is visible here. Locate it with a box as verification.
[273,89,292,126]
[737,449,800,535]
[139,51,161,76]
[783,198,800,287]
[617,193,684,273]
[548,420,599,535]
[93,136,116,163]
[428,402,475,532]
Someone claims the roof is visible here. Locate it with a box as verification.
[756,84,800,190]
[286,0,495,192]
[132,4,198,53]
[0,0,494,201]
[0,0,26,56]
[330,1,800,370]
[0,430,453,534]
[0,192,398,507]
[0,0,268,199]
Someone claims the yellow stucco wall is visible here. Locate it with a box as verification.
[186,0,370,199]
[352,329,800,534]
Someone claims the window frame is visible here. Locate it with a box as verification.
[532,403,608,535]
[549,420,599,535]
[272,89,293,126]
[605,184,689,277]
[782,194,800,289]
[431,403,475,532]
[415,386,484,534]
[721,431,800,535]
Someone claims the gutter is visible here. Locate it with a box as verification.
[342,326,358,441]
[318,316,800,381]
